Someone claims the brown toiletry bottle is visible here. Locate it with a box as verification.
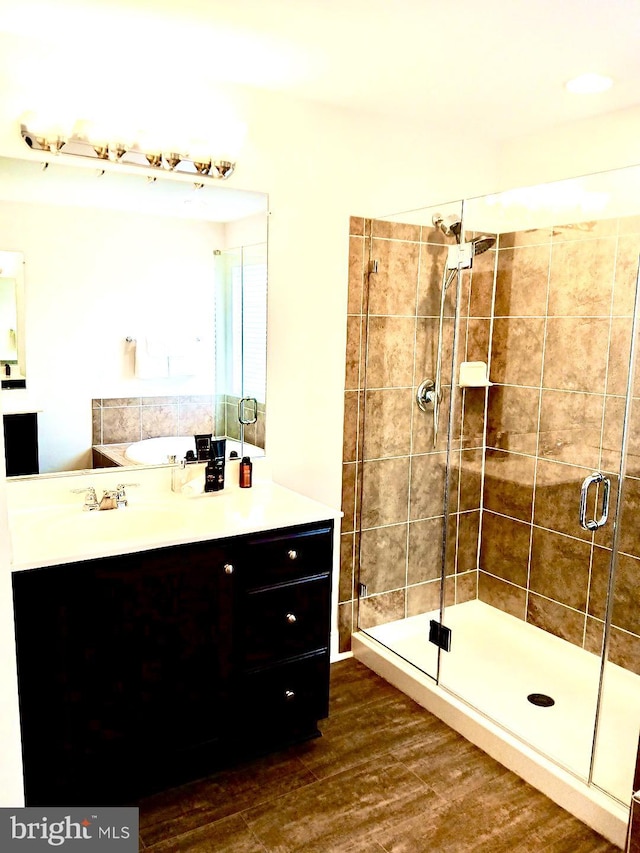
[239,456,252,488]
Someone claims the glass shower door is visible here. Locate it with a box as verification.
[437,173,640,787]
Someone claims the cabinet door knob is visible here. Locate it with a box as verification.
[223,563,234,575]
[287,549,298,560]
[284,689,295,701]
[285,612,297,624]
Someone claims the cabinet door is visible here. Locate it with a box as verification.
[13,540,233,805]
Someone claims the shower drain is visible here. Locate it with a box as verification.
[527,693,555,707]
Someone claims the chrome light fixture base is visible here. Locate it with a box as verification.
[20,124,237,181]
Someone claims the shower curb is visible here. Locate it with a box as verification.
[352,630,628,849]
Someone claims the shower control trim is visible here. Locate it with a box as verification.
[416,378,437,411]
[579,471,610,531]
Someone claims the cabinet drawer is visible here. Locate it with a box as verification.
[236,654,330,729]
[236,525,333,588]
[242,576,331,667]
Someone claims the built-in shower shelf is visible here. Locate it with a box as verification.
[458,361,493,388]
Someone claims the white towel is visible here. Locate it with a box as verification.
[134,337,169,379]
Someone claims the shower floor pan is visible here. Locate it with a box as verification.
[353,599,639,848]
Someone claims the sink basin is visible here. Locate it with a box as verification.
[10,502,184,553]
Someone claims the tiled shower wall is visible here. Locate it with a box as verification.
[342,212,640,675]
[481,217,640,675]
[339,216,494,653]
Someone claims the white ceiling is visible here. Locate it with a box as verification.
[1,0,639,142]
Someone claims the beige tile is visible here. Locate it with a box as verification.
[372,220,420,241]
[341,462,357,533]
[465,318,491,361]
[543,317,609,393]
[348,235,366,314]
[611,552,640,636]
[552,218,617,241]
[491,317,545,386]
[459,449,483,511]
[409,453,447,520]
[478,571,527,620]
[361,457,410,528]
[613,233,640,316]
[359,524,408,595]
[486,385,540,455]
[407,517,444,584]
[369,238,419,316]
[499,228,553,248]
[366,316,416,389]
[417,243,454,317]
[456,570,478,603]
[468,246,496,318]
[530,528,591,611]
[483,451,535,523]
[343,390,359,463]
[358,589,405,629]
[141,405,179,439]
[494,244,550,317]
[339,533,356,603]
[588,546,612,621]
[414,317,453,385]
[102,406,142,444]
[338,602,354,654]
[479,511,531,586]
[608,626,640,676]
[538,389,604,468]
[548,237,616,316]
[363,388,413,459]
[345,315,364,390]
[349,216,366,237]
[406,579,445,616]
[607,317,633,396]
[533,458,592,542]
[457,511,480,574]
[618,475,640,558]
[526,593,585,648]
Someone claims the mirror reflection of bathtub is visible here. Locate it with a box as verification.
[93,435,265,468]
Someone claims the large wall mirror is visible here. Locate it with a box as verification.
[0,156,268,477]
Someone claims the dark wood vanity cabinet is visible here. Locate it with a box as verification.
[12,520,333,806]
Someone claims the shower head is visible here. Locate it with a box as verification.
[432,213,462,242]
[471,235,496,256]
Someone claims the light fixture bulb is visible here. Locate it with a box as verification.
[566,73,613,94]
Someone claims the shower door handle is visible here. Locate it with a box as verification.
[579,472,610,531]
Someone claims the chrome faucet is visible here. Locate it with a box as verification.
[72,483,139,511]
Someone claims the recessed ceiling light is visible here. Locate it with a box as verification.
[566,73,613,94]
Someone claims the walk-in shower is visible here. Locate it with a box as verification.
[342,165,640,847]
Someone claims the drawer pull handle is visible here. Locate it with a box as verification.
[287,549,298,560]
[285,612,297,624]
[284,689,295,701]
[223,563,234,575]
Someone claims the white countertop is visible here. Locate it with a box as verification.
[7,473,339,572]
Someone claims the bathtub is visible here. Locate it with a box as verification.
[124,436,263,465]
[353,599,633,848]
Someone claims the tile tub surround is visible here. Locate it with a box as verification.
[92,395,266,452]
[342,212,640,676]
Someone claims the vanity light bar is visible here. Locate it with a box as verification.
[19,125,235,180]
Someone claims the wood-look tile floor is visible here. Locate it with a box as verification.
[138,658,621,852]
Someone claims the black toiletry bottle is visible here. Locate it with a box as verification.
[204,460,217,492]
[239,456,252,488]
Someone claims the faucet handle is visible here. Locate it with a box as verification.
[71,485,99,511]
[115,482,139,507]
